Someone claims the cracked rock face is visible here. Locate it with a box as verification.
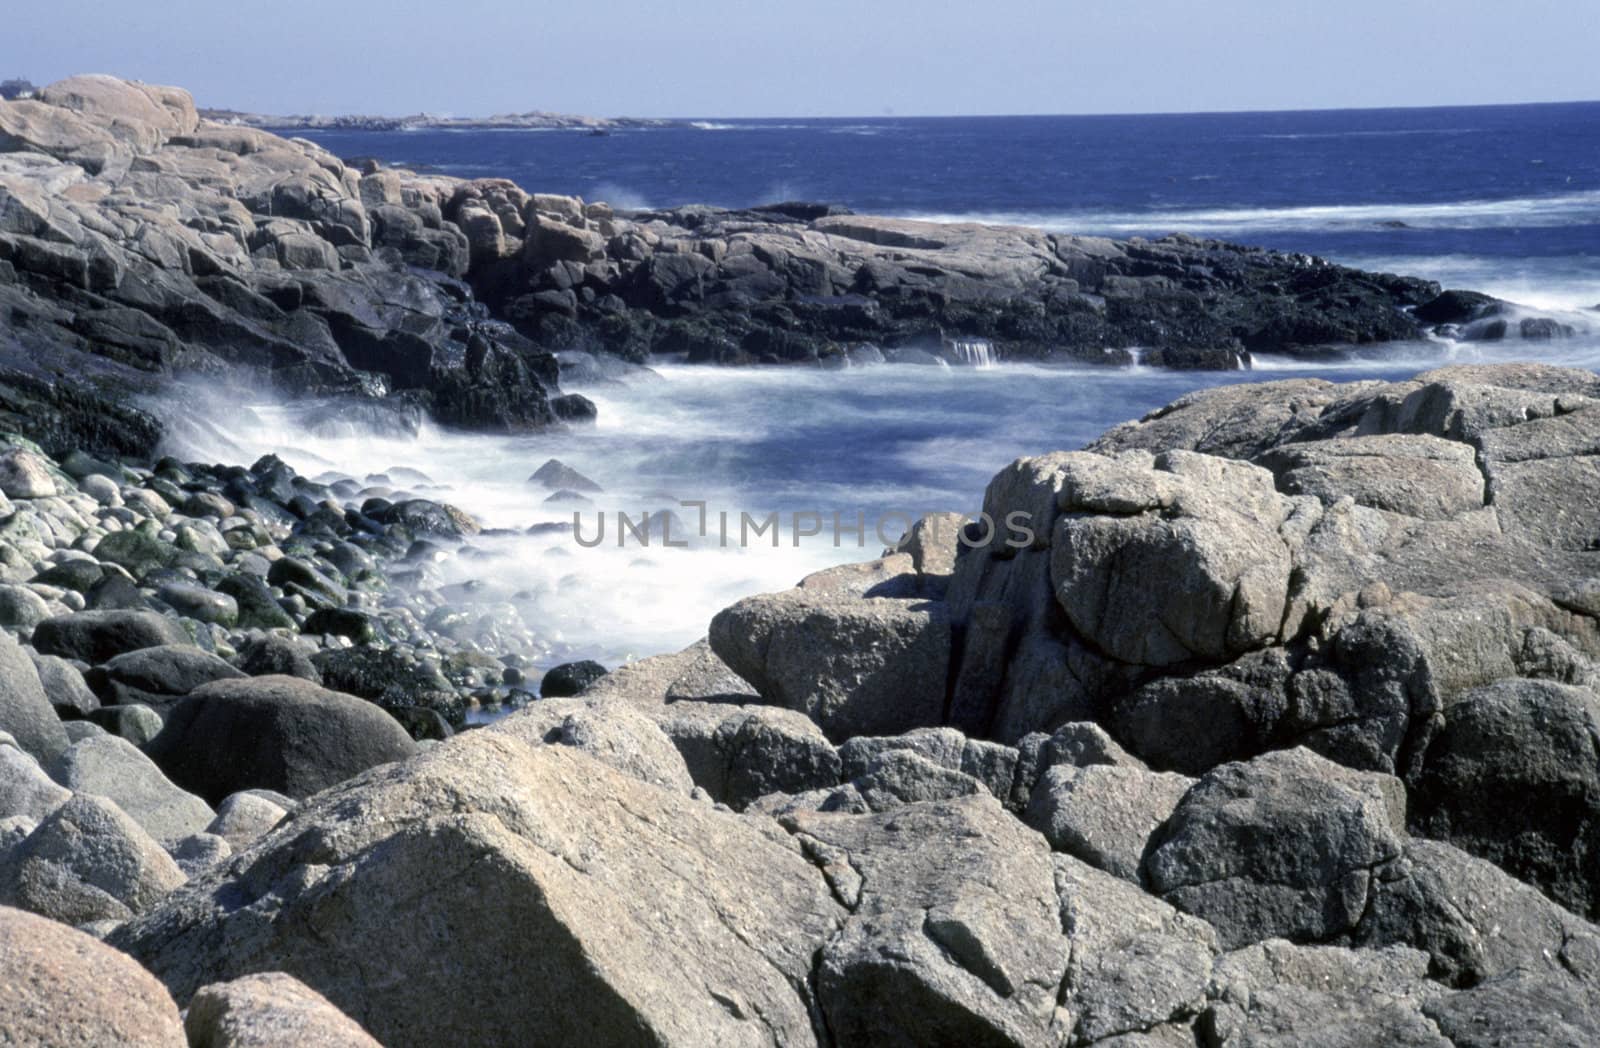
[1049,450,1296,667]
[112,731,843,1048]
[784,795,1071,1047]
[1142,748,1407,949]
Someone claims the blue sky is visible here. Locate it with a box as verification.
[7,0,1598,118]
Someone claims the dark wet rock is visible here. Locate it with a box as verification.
[266,556,346,606]
[1413,289,1495,325]
[145,675,418,803]
[215,573,296,630]
[156,581,238,626]
[94,528,179,579]
[85,572,149,611]
[87,645,244,709]
[30,558,103,592]
[311,645,464,730]
[540,658,607,698]
[235,634,320,682]
[31,610,191,664]
[1411,679,1600,919]
[302,607,378,643]
[528,457,602,493]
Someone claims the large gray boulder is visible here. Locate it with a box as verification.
[0,904,186,1046]
[640,699,841,808]
[1411,678,1600,920]
[710,576,951,742]
[1204,940,1448,1047]
[0,628,68,762]
[1255,433,1486,520]
[0,793,186,925]
[1142,748,1407,949]
[1026,762,1194,881]
[837,726,1019,803]
[783,795,1069,1046]
[1055,855,1218,1044]
[1355,838,1600,987]
[49,734,214,843]
[1050,451,1295,668]
[144,675,417,804]
[185,971,383,1048]
[1422,970,1600,1048]
[114,733,842,1048]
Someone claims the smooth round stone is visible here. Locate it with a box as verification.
[0,584,50,630]
[158,582,239,626]
[179,492,235,519]
[78,474,121,506]
[0,448,58,499]
[175,522,228,556]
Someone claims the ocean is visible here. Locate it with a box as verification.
[195,102,1600,672]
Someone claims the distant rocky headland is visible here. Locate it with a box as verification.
[198,107,679,132]
[2,75,1581,459]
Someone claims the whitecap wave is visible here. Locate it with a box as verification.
[1337,252,1600,312]
[898,188,1600,236]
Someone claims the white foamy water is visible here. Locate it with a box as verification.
[171,344,1600,666]
[900,188,1600,237]
[1339,253,1600,313]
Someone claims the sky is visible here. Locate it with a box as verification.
[6,0,1599,119]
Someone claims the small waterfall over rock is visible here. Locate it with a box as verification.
[941,335,995,368]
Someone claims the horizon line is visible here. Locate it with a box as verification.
[208,95,1600,125]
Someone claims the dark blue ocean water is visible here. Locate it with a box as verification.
[219,104,1600,663]
[301,102,1600,308]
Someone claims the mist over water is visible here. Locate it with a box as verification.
[232,101,1600,665]
[175,335,1600,666]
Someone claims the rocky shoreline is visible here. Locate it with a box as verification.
[197,108,680,133]
[0,360,1595,1044]
[2,75,1585,461]
[4,74,1600,1047]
